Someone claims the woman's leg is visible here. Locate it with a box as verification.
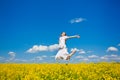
[66,48,77,60]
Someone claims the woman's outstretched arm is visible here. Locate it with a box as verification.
[67,35,80,39]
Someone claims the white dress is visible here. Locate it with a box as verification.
[55,36,69,60]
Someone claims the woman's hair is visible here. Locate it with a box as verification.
[61,32,66,36]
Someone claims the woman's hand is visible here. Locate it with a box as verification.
[75,35,80,38]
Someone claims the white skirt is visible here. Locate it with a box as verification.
[55,48,69,60]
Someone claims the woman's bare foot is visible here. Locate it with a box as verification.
[69,48,77,56]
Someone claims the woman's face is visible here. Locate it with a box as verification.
[61,32,66,36]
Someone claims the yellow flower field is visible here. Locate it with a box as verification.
[0,62,120,80]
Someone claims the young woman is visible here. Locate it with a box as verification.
[55,32,80,60]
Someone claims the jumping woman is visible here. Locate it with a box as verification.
[55,32,80,60]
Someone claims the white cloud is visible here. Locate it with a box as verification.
[27,44,59,53]
[76,56,84,59]
[49,44,59,51]
[104,54,118,58]
[8,51,16,60]
[28,55,48,62]
[79,49,86,54]
[71,48,86,54]
[75,54,120,62]
[70,17,86,24]
[82,58,89,61]
[107,46,118,52]
[100,56,108,60]
[27,45,48,53]
[71,48,79,52]
[111,54,117,57]
[100,54,120,61]
[88,55,99,59]
[13,59,28,63]
[30,56,44,62]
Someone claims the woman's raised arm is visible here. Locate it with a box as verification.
[67,35,80,39]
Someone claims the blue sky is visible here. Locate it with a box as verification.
[0,0,120,63]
